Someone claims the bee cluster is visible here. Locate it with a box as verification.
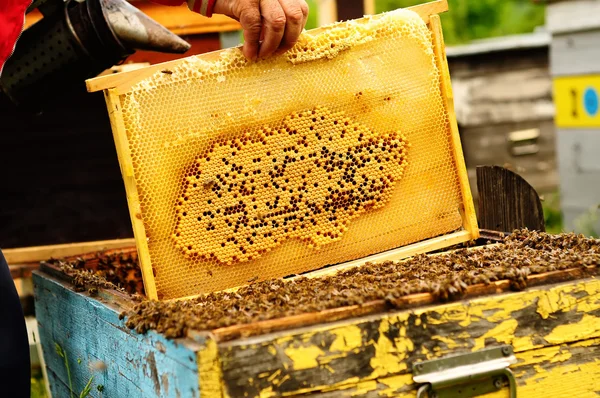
[49,252,144,296]
[117,229,599,338]
[174,106,409,264]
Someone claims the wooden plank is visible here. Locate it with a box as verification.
[33,272,203,398]
[217,276,600,397]
[85,0,449,93]
[103,89,159,300]
[9,262,39,279]
[476,166,545,233]
[3,238,135,265]
[306,337,600,397]
[429,14,479,241]
[409,0,448,21]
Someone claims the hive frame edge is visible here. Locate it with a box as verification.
[429,14,480,242]
[84,0,449,94]
[104,89,160,300]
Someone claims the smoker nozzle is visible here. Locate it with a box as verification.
[102,0,191,54]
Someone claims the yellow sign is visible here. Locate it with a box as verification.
[554,75,600,128]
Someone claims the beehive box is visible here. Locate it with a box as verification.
[33,2,600,397]
[86,0,477,300]
[33,229,600,398]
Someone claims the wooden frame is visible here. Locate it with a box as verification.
[86,0,478,300]
[103,89,159,300]
[4,238,135,265]
[86,0,449,93]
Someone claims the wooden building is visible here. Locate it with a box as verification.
[446,31,558,199]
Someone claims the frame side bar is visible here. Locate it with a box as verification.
[429,14,479,240]
[104,89,159,300]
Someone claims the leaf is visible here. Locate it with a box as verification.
[54,342,64,358]
[79,376,94,398]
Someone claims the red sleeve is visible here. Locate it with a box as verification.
[0,0,31,75]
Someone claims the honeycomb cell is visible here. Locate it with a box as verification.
[115,8,467,299]
[174,106,409,264]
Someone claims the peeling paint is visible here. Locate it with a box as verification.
[351,380,377,396]
[219,279,600,398]
[284,345,325,370]
[545,315,600,345]
[198,337,223,397]
[330,325,363,353]
[370,319,408,376]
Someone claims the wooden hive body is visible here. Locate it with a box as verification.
[33,250,600,398]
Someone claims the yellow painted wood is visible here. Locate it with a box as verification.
[219,278,600,397]
[336,338,600,397]
[3,238,135,264]
[553,75,600,128]
[104,90,159,300]
[198,338,225,398]
[430,14,479,240]
[97,63,151,77]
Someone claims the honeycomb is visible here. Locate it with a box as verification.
[174,106,409,263]
[115,8,471,299]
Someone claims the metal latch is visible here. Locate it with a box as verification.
[412,345,518,398]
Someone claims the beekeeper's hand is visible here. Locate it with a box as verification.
[214,0,309,60]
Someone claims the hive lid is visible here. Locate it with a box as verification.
[87,0,479,300]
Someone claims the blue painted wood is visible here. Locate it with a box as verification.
[33,272,204,398]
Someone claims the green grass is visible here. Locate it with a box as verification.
[376,0,545,45]
[542,192,600,237]
[574,206,600,238]
[542,192,563,235]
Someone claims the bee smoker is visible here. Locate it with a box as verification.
[0,0,191,109]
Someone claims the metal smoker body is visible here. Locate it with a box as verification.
[1,0,191,108]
